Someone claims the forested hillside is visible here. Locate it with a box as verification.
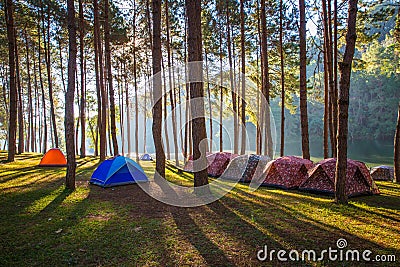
[0,0,398,159]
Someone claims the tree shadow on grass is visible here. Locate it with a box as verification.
[0,151,43,161]
[228,187,400,258]
[170,206,238,266]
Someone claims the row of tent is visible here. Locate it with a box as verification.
[184,152,384,197]
[37,149,393,194]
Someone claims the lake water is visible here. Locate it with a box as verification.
[283,138,394,166]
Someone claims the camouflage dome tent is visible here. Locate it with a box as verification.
[370,165,394,181]
[299,158,380,197]
[257,156,314,189]
[241,155,271,183]
[207,152,238,177]
[220,155,251,181]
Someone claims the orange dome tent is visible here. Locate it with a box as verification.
[39,148,67,167]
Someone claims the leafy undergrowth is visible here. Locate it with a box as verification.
[0,152,399,266]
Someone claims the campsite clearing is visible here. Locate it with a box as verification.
[0,152,399,266]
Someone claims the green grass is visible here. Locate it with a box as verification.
[0,152,399,266]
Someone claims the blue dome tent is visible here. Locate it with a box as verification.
[140,153,153,161]
[90,156,148,187]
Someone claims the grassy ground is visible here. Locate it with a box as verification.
[0,152,399,266]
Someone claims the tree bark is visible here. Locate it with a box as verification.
[104,0,119,156]
[124,60,131,155]
[117,62,124,154]
[219,28,223,153]
[162,60,171,160]
[15,28,24,155]
[279,0,285,157]
[94,0,106,161]
[165,0,179,165]
[32,45,39,152]
[58,38,66,94]
[299,0,310,159]
[37,20,47,154]
[256,0,262,155]
[205,50,213,152]
[322,0,337,157]
[41,1,59,148]
[334,0,338,123]
[226,0,238,154]
[240,0,246,155]
[335,0,358,204]
[394,103,400,183]
[5,0,17,162]
[261,0,272,158]
[78,0,86,157]
[186,0,209,192]
[66,0,77,190]
[323,41,329,159]
[25,31,34,152]
[133,2,139,161]
[152,0,165,178]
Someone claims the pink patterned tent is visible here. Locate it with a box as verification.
[299,158,380,197]
[183,152,218,173]
[261,156,314,189]
[207,152,238,177]
[183,156,194,172]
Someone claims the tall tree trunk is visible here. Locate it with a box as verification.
[240,0,246,155]
[75,69,80,155]
[183,17,189,162]
[124,61,131,155]
[176,57,184,154]
[329,0,338,157]
[15,29,24,155]
[104,0,119,156]
[92,4,100,157]
[32,45,39,152]
[335,0,358,204]
[395,103,400,183]
[133,2,139,161]
[299,0,310,160]
[42,2,59,148]
[219,29,223,153]
[279,0,285,157]
[205,50,213,152]
[186,0,209,192]
[323,41,329,159]
[226,0,238,154]
[94,0,106,161]
[256,0,262,155]
[162,60,171,160]
[117,63,124,154]
[5,0,17,161]
[58,38,66,94]
[165,0,179,165]
[25,31,34,152]
[260,0,272,158]
[334,0,338,121]
[66,0,77,190]
[322,0,337,157]
[37,20,47,153]
[152,0,165,178]
[143,72,147,153]
[79,0,86,157]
